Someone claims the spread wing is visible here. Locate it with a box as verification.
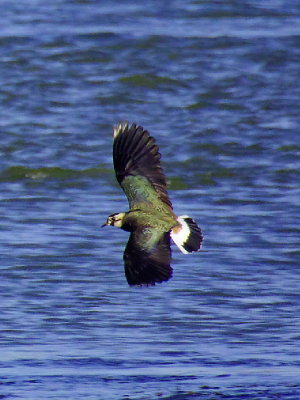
[113,122,173,209]
[123,227,172,286]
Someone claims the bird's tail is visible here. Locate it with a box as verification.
[170,215,203,254]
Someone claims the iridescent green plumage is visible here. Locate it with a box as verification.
[103,122,203,286]
[113,122,173,211]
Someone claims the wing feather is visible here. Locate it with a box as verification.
[123,228,172,286]
[113,122,172,209]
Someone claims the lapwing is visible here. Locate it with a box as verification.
[102,122,203,286]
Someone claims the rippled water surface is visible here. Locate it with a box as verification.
[1,1,300,399]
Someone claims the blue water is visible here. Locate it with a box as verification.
[1,1,300,399]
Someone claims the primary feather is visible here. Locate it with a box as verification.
[113,122,173,209]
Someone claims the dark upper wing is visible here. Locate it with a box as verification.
[113,122,172,209]
[123,227,172,286]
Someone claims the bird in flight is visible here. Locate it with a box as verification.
[102,122,203,286]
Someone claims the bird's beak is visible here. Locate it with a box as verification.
[101,221,108,228]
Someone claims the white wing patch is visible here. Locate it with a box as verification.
[170,215,190,254]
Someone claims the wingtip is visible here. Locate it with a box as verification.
[113,121,130,139]
[126,266,173,287]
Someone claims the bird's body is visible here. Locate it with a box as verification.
[103,122,203,286]
[121,209,176,234]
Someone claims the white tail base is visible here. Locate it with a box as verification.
[170,215,190,254]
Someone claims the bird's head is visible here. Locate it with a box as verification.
[102,212,125,228]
